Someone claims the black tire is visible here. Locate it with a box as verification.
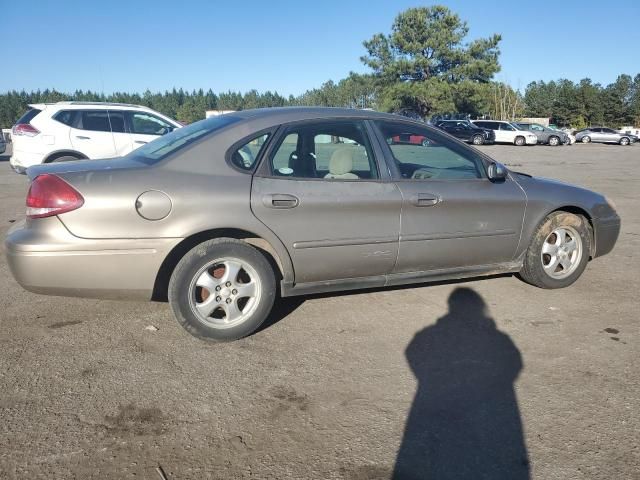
[519,212,591,289]
[472,134,484,145]
[581,136,591,144]
[514,136,525,146]
[48,154,82,163]
[168,238,276,341]
[619,137,630,146]
[548,135,560,146]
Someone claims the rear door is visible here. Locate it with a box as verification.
[251,118,402,285]
[372,120,526,273]
[107,110,132,157]
[69,110,117,158]
[126,111,176,151]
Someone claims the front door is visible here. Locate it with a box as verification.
[250,119,402,284]
[372,120,526,273]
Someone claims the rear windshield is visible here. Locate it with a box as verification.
[16,108,42,125]
[130,115,241,164]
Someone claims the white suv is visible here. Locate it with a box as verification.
[10,102,181,173]
[472,120,538,146]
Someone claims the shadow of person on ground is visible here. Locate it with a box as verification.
[393,287,530,480]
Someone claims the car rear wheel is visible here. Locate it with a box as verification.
[548,135,560,146]
[48,154,83,163]
[168,238,276,341]
[514,136,525,146]
[472,134,484,145]
[519,212,591,289]
[620,137,630,146]
[581,136,591,143]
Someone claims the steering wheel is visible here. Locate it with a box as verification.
[411,168,439,180]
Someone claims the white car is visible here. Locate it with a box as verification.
[472,120,538,146]
[10,102,181,173]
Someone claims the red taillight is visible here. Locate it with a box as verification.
[12,123,40,137]
[26,174,84,219]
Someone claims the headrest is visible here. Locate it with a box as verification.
[329,148,354,175]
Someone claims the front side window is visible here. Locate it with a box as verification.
[229,133,270,171]
[500,123,516,131]
[128,111,174,135]
[375,121,484,180]
[268,120,378,180]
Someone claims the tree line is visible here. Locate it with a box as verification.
[1,5,638,129]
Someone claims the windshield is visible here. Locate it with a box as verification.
[130,115,241,164]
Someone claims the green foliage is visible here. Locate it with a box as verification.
[524,75,640,128]
[361,5,501,117]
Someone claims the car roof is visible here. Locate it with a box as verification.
[28,101,157,111]
[229,106,410,121]
[216,107,433,132]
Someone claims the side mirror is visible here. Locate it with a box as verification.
[487,162,508,181]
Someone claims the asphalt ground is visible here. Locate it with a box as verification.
[0,143,638,479]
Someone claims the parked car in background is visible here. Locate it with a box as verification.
[434,119,495,145]
[0,133,6,155]
[10,102,181,173]
[472,120,537,146]
[5,108,620,342]
[574,127,635,145]
[515,122,570,146]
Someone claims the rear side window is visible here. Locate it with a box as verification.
[107,111,126,133]
[229,133,270,171]
[78,110,111,132]
[132,115,241,164]
[53,110,77,127]
[16,108,42,125]
[267,120,378,180]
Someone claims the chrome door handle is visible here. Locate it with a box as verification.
[412,193,441,207]
[263,194,299,209]
[75,135,91,140]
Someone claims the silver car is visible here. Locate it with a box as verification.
[5,108,621,341]
[575,127,635,145]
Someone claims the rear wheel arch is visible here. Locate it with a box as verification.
[43,150,87,163]
[152,228,290,301]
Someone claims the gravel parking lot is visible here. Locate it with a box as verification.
[0,144,638,479]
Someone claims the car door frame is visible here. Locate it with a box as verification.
[251,117,402,294]
[368,118,527,279]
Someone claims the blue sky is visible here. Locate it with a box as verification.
[2,0,639,95]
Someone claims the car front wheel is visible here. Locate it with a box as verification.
[514,136,525,146]
[548,135,560,146]
[581,136,591,143]
[620,137,630,146]
[472,134,484,145]
[168,238,276,341]
[519,212,591,289]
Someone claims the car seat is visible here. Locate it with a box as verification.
[324,148,359,179]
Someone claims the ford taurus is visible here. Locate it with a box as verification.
[5,108,621,341]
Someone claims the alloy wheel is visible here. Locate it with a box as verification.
[188,257,262,328]
[541,226,583,279]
